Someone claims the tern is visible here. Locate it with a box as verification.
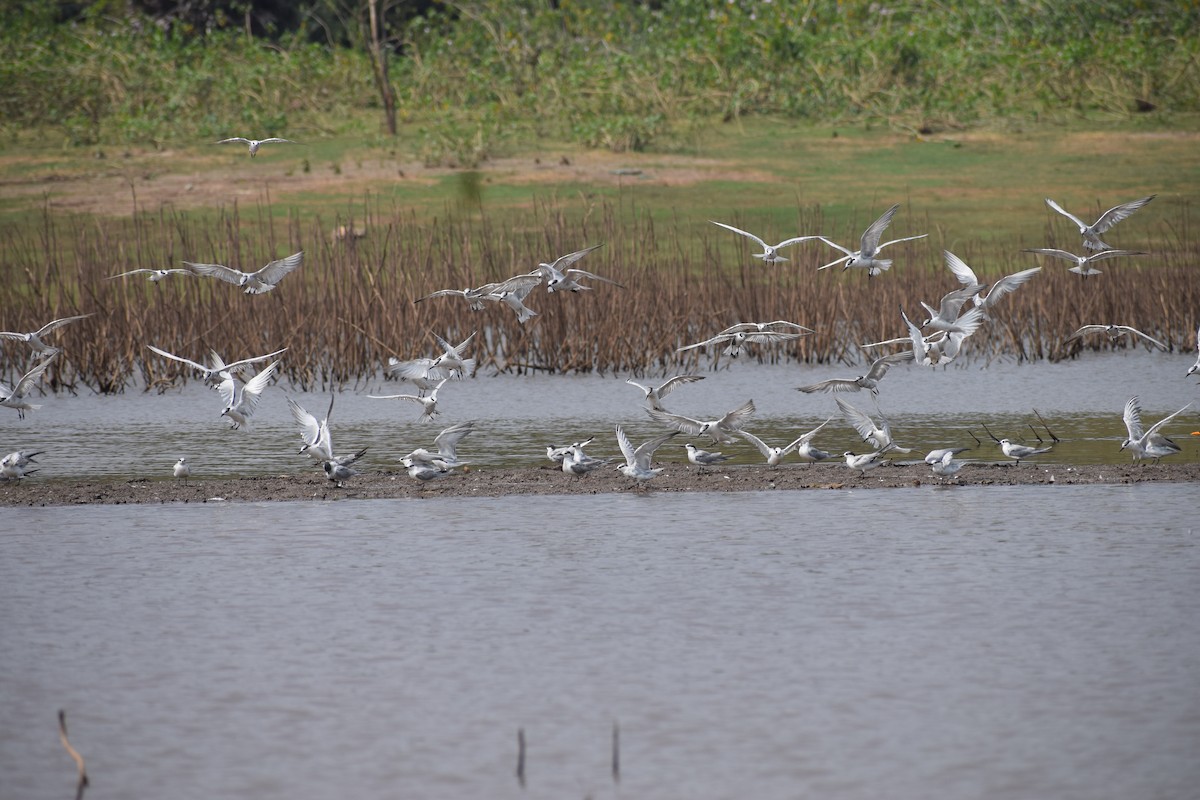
[562,446,608,477]
[1,450,43,480]
[919,284,986,333]
[626,375,705,411]
[429,331,478,379]
[836,397,912,453]
[677,330,804,357]
[925,447,971,465]
[403,421,475,469]
[942,251,1041,314]
[646,398,756,444]
[929,450,965,482]
[614,424,678,484]
[402,458,457,483]
[797,351,914,396]
[1189,325,1200,377]
[902,305,983,366]
[217,359,280,429]
[1022,248,1146,277]
[173,457,190,485]
[1064,324,1167,351]
[816,204,927,276]
[108,268,194,282]
[531,244,623,292]
[386,357,445,395]
[288,394,367,466]
[323,460,360,487]
[683,443,733,470]
[709,220,822,264]
[415,285,498,311]
[997,438,1052,465]
[0,353,57,419]
[217,136,299,157]
[843,445,895,477]
[369,377,449,423]
[146,344,288,385]
[185,251,304,294]
[737,417,834,467]
[1121,396,1191,464]
[0,314,91,357]
[546,436,595,463]
[1044,195,1155,251]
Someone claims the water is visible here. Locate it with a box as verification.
[2,350,1195,479]
[3,486,1199,800]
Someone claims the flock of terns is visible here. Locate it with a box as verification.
[1,155,1197,488]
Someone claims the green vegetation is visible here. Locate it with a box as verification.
[3,1,1198,155]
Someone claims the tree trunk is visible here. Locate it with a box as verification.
[367,0,397,136]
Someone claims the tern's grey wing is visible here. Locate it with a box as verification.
[185,261,246,284]
[1116,326,1168,349]
[547,243,604,271]
[789,416,835,448]
[633,431,680,467]
[35,314,91,336]
[773,236,823,249]
[796,378,860,394]
[1083,249,1147,263]
[736,429,774,459]
[287,397,322,445]
[415,289,468,303]
[656,374,704,398]
[433,421,475,459]
[835,398,878,442]
[217,376,237,409]
[146,344,209,373]
[1044,198,1088,230]
[1143,402,1192,438]
[217,137,251,145]
[1093,195,1155,233]
[865,350,914,381]
[13,354,57,395]
[614,424,637,465]
[980,267,1041,309]
[900,307,926,358]
[240,361,280,408]
[1122,396,1144,440]
[1064,325,1106,343]
[709,221,767,249]
[859,204,900,255]
[108,269,153,279]
[716,399,756,431]
[222,347,289,373]
[943,251,979,287]
[937,284,984,320]
[259,138,296,145]
[1022,248,1077,263]
[565,268,624,287]
[676,334,730,352]
[646,407,703,435]
[254,251,304,285]
[493,273,542,300]
[368,393,425,404]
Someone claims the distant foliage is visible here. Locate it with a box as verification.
[2,1,1198,148]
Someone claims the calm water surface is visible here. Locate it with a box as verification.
[3,485,1199,800]
[1,350,1196,479]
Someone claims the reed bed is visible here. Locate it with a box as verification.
[2,198,1197,394]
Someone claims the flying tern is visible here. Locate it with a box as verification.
[531,244,622,292]
[677,330,805,358]
[843,445,895,477]
[709,220,822,264]
[217,359,280,429]
[216,136,299,157]
[626,375,705,411]
[0,353,57,419]
[1064,324,1167,351]
[1121,396,1191,464]
[797,351,914,396]
[646,398,756,444]
[287,394,367,467]
[108,268,194,283]
[942,251,1041,314]
[919,284,985,333]
[185,251,304,294]
[369,377,449,423]
[1022,248,1146,277]
[0,314,91,357]
[146,344,288,385]
[836,397,912,453]
[1044,195,1155,251]
[816,204,927,276]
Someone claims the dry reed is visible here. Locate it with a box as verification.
[2,198,1196,394]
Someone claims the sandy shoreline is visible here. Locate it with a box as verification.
[3,461,1198,507]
